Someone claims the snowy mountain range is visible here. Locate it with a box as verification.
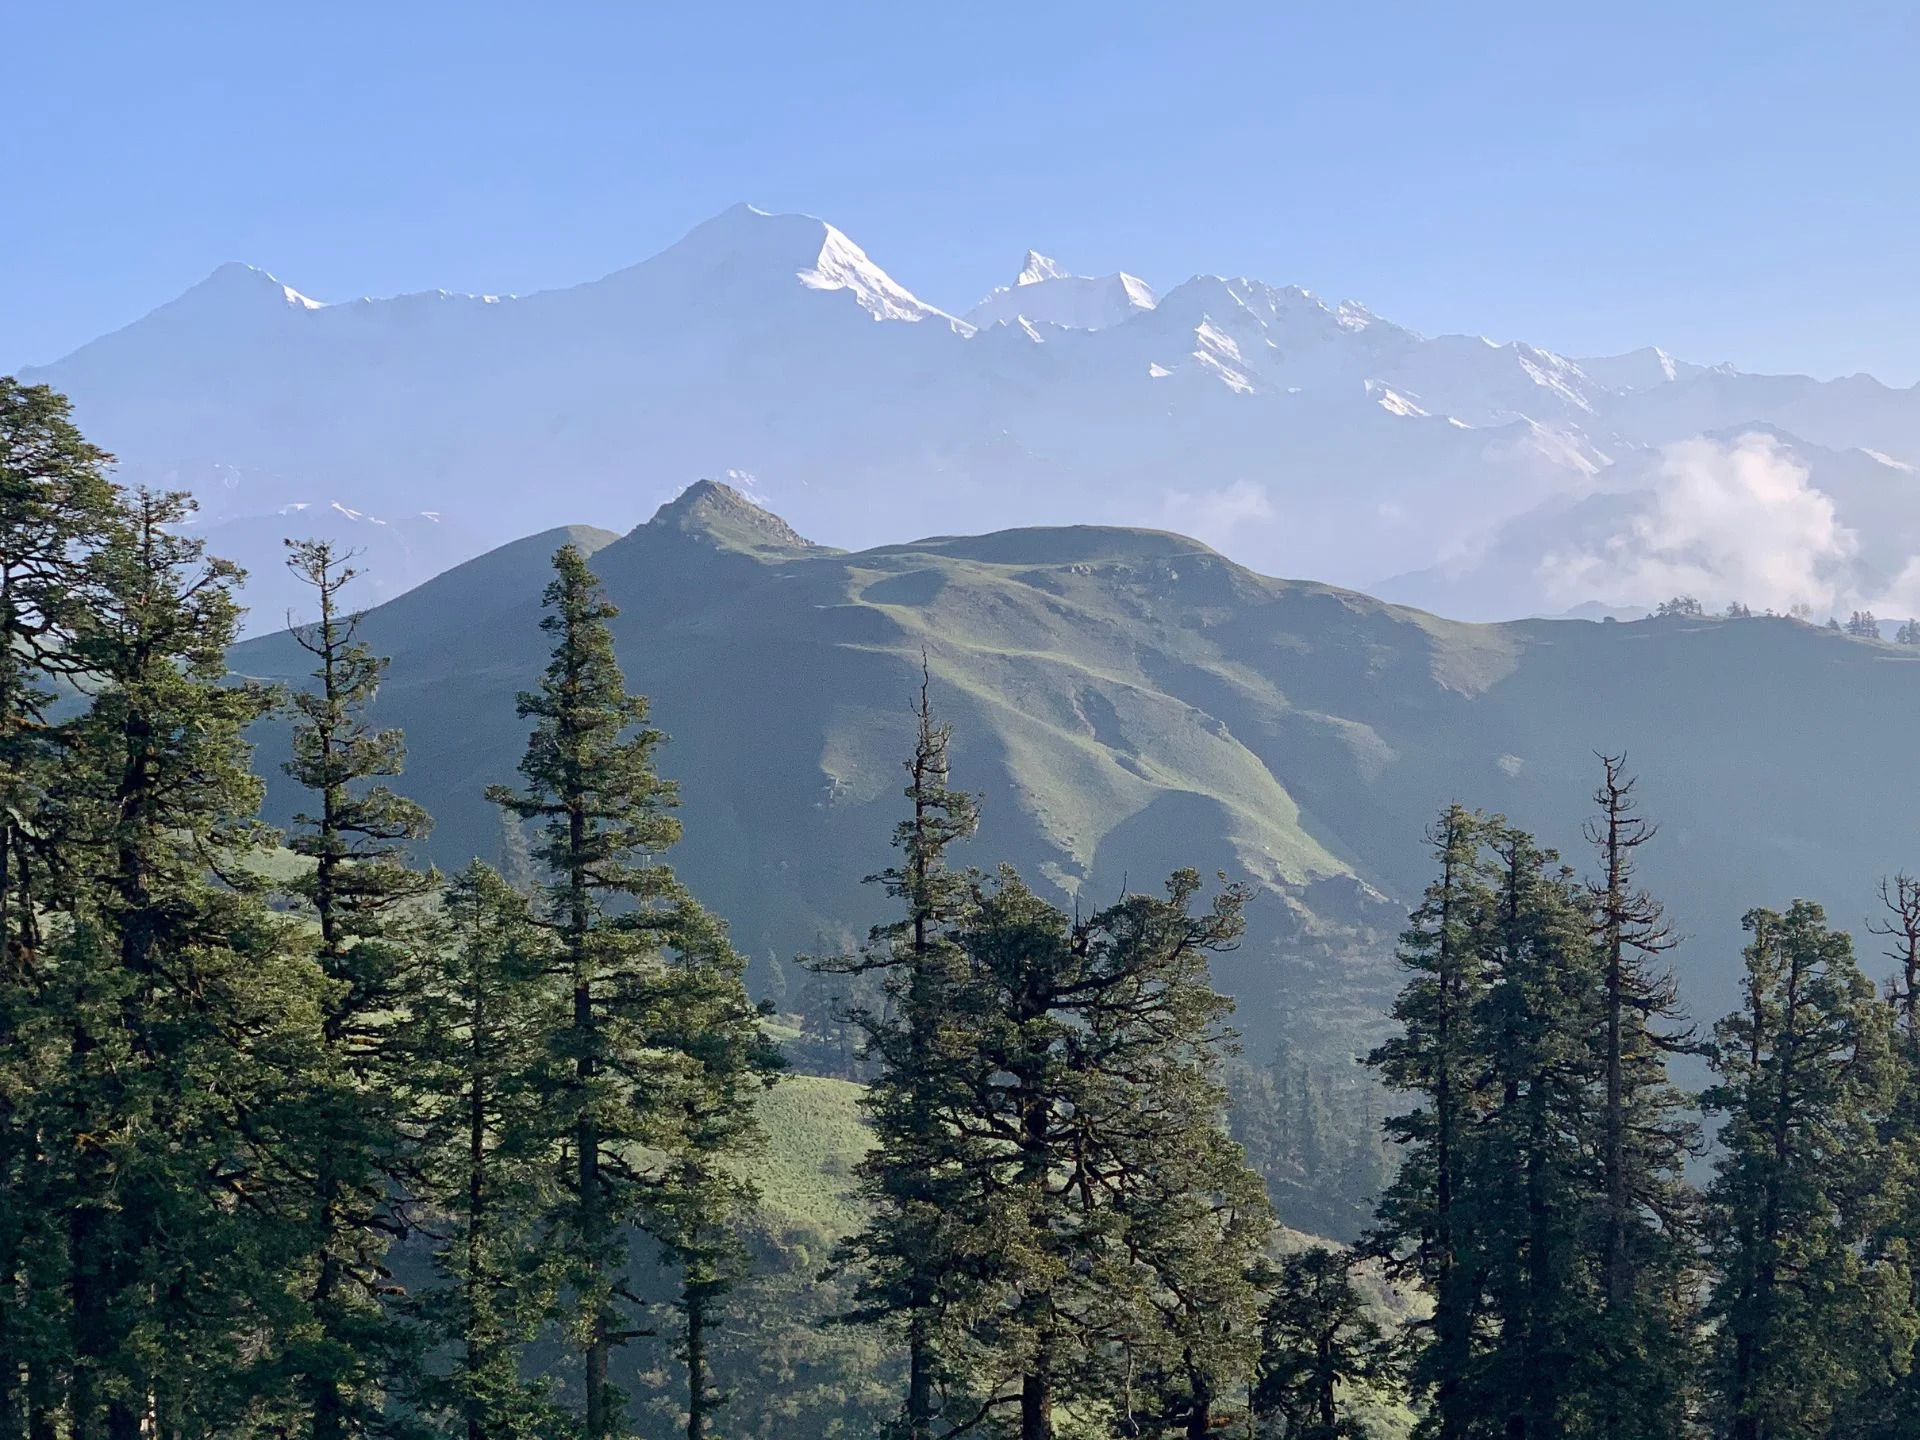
[20,202,1920,630]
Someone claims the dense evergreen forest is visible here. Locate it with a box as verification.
[5,376,1920,1440]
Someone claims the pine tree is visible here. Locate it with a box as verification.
[52,487,305,1440]
[409,862,561,1440]
[1471,824,1599,1440]
[1103,1089,1273,1440]
[487,544,768,1440]
[1702,901,1897,1440]
[1365,806,1493,1440]
[644,901,780,1440]
[822,671,982,1440]
[1848,874,1920,1438]
[939,867,1254,1440]
[1252,1247,1395,1440]
[1581,759,1698,1440]
[279,539,438,1440]
[1086,874,1268,1440]
[0,380,119,1440]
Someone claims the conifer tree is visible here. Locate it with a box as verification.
[1702,901,1897,1440]
[0,380,119,1440]
[53,487,301,1440]
[279,539,438,1440]
[823,671,982,1440]
[1581,759,1698,1440]
[1253,1248,1395,1440]
[1103,1084,1273,1440]
[1847,874,1920,1438]
[410,862,561,1440]
[1365,806,1493,1440]
[644,903,780,1440]
[1471,824,1599,1440]
[943,868,1254,1440]
[488,544,772,1440]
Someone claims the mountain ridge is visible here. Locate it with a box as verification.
[29,202,1920,634]
[233,495,1920,1070]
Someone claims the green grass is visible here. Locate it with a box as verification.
[736,1073,871,1243]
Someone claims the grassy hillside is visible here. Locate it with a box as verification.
[233,481,1920,1066]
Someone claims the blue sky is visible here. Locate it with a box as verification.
[5,1,1917,381]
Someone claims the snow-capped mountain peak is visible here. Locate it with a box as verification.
[1574,346,1705,393]
[968,254,1158,332]
[195,261,325,311]
[26,200,1920,637]
[1017,250,1069,285]
[628,202,965,327]
[165,261,327,317]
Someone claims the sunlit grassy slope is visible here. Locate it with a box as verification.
[233,480,1920,1063]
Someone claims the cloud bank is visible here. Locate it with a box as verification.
[1538,433,1864,615]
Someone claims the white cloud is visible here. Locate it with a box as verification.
[1161,480,1275,550]
[1537,433,1860,614]
[1879,556,1920,621]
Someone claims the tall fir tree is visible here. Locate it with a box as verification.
[1581,759,1697,1440]
[939,867,1256,1440]
[643,900,781,1440]
[821,669,982,1440]
[52,487,307,1440]
[1365,805,1494,1440]
[487,544,772,1440]
[1471,824,1600,1440]
[1100,1075,1273,1440]
[1702,901,1898,1440]
[1844,874,1920,1438]
[279,539,438,1440]
[0,380,119,1440]
[409,862,562,1440]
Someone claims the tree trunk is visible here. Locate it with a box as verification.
[1317,1331,1338,1436]
[467,1031,489,1440]
[905,1312,934,1440]
[570,779,610,1440]
[1432,838,1469,1440]
[25,1357,55,1440]
[1183,1364,1212,1440]
[685,1289,708,1440]
[1019,1363,1051,1440]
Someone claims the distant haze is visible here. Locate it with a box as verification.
[20,204,1920,632]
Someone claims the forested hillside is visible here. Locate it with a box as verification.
[10,377,1920,1440]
